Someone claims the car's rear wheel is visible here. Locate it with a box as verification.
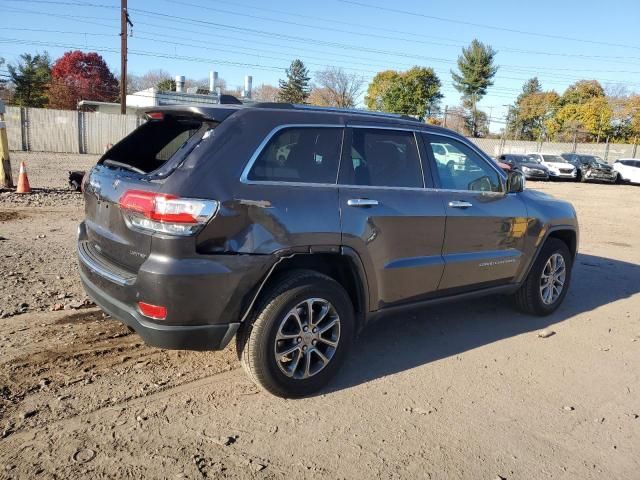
[237,270,354,397]
[514,238,572,316]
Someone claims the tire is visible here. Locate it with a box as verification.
[237,270,355,397]
[514,238,572,316]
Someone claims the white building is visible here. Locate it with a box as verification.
[79,73,254,114]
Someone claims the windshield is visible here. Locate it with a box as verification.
[581,155,604,165]
[542,155,565,163]
[526,155,541,163]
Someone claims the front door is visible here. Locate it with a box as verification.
[339,127,446,310]
[423,133,528,292]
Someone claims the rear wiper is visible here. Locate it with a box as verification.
[102,159,147,175]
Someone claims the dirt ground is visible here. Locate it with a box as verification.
[0,153,639,479]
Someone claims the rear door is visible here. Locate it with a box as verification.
[423,133,528,292]
[339,126,446,310]
[83,112,210,271]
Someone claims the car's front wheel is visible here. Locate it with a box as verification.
[514,238,572,316]
[237,270,355,397]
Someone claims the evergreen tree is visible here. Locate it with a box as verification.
[278,59,311,103]
[451,40,498,137]
[8,52,51,107]
[156,78,176,92]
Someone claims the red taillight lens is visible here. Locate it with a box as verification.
[119,190,218,236]
[138,301,167,320]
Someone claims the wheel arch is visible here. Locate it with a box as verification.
[240,248,369,332]
[517,226,578,285]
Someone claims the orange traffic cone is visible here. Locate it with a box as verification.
[16,162,31,194]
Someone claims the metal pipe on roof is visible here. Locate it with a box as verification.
[175,75,185,93]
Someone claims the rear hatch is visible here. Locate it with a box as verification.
[82,108,228,273]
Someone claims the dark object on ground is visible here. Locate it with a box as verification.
[68,171,85,191]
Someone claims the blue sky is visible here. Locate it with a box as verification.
[1,0,639,130]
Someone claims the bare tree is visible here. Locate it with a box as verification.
[308,87,333,107]
[314,67,364,108]
[136,69,174,90]
[252,83,279,102]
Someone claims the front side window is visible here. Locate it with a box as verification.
[340,128,423,188]
[426,136,503,193]
[248,127,342,184]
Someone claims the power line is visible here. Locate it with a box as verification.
[338,0,640,51]
[4,34,636,99]
[6,5,640,83]
[10,0,640,65]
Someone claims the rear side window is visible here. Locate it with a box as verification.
[340,128,423,188]
[248,127,342,184]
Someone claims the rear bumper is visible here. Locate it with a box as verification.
[77,222,274,351]
[80,268,239,350]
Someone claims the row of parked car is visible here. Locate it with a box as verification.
[494,153,640,184]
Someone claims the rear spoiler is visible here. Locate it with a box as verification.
[142,103,245,122]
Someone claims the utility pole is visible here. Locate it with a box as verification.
[443,105,448,128]
[120,0,133,115]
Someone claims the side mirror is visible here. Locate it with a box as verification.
[507,170,525,193]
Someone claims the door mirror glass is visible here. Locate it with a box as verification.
[507,170,525,193]
[468,176,494,192]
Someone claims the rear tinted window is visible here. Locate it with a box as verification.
[340,128,423,188]
[248,127,342,184]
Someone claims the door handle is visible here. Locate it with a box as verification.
[347,198,379,207]
[448,200,473,208]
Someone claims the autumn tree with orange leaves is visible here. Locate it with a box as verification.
[48,51,119,110]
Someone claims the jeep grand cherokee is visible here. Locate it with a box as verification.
[78,103,579,397]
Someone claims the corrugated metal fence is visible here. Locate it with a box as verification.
[5,106,143,155]
[469,138,638,160]
[5,106,640,160]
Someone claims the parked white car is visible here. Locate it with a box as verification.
[613,159,640,184]
[527,153,577,179]
[432,142,467,171]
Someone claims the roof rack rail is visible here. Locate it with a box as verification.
[250,102,422,122]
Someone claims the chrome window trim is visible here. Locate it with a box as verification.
[240,123,507,197]
[240,123,345,185]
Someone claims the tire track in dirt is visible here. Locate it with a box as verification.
[0,309,239,439]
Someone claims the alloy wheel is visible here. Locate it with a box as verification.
[539,253,566,305]
[274,298,341,379]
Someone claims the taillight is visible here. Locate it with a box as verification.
[119,190,218,236]
[146,111,164,120]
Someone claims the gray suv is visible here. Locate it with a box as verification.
[78,103,579,397]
